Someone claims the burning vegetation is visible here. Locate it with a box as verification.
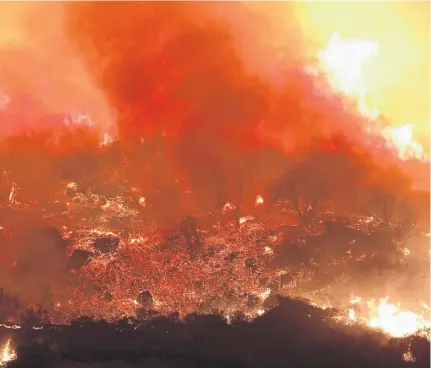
[0,339,16,367]
[0,2,429,367]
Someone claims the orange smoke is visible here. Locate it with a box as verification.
[0,3,112,136]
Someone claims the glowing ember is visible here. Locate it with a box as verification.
[402,344,416,363]
[401,247,411,257]
[0,325,21,330]
[0,339,17,366]
[138,196,146,207]
[239,216,254,224]
[348,308,356,321]
[256,309,265,316]
[8,183,17,204]
[222,202,236,214]
[66,181,77,190]
[255,195,264,206]
[263,246,273,255]
[100,133,114,147]
[257,288,271,301]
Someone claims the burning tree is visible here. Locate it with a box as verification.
[269,135,369,228]
[359,165,416,231]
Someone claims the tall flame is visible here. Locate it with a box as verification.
[318,32,377,97]
[0,339,17,366]
[382,124,424,160]
[348,296,431,338]
[318,32,425,161]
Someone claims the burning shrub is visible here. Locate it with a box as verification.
[137,290,154,309]
[92,237,120,253]
[68,249,92,270]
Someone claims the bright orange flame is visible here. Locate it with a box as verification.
[348,296,430,338]
[403,345,416,363]
[222,202,236,215]
[239,215,254,225]
[138,196,146,207]
[382,124,424,160]
[100,133,114,147]
[8,183,16,204]
[318,32,425,161]
[255,195,264,206]
[0,339,17,366]
[318,32,377,97]
[263,246,273,255]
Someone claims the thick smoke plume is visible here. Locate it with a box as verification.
[0,3,113,136]
[65,3,361,140]
[63,2,379,220]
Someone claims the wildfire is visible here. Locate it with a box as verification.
[382,124,424,161]
[222,201,236,214]
[347,296,430,338]
[2,175,428,343]
[255,195,264,206]
[8,183,17,204]
[318,32,377,97]
[138,196,146,207]
[402,344,416,363]
[239,216,254,225]
[63,110,94,128]
[100,133,114,148]
[0,339,16,366]
[318,32,425,161]
[263,246,273,255]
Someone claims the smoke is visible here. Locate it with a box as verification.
[0,3,113,136]
[63,3,371,215]
[0,3,427,312]
[65,3,351,140]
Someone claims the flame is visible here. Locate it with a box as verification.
[63,110,94,128]
[255,195,264,206]
[8,182,17,204]
[403,344,416,363]
[318,32,377,97]
[263,246,273,255]
[100,133,114,148]
[239,216,254,225]
[222,202,236,215]
[66,181,77,190]
[0,339,17,366]
[401,247,411,257]
[348,308,356,321]
[257,288,271,301]
[382,124,424,160]
[138,196,146,207]
[318,32,425,161]
[347,296,431,338]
